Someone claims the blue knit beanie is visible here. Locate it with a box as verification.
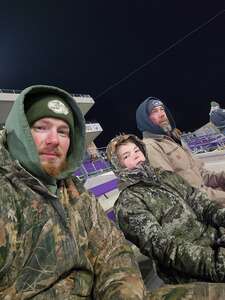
[147,99,164,114]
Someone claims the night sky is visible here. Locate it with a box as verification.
[0,1,224,146]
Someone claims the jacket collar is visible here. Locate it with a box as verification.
[143,130,170,140]
[118,162,161,191]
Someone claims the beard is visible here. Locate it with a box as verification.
[41,159,68,177]
[159,119,172,133]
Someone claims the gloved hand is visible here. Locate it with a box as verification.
[216,235,225,247]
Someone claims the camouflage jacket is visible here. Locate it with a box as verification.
[149,282,225,300]
[0,132,146,300]
[114,162,225,284]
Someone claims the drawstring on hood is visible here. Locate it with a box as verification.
[5,85,85,192]
[136,96,176,135]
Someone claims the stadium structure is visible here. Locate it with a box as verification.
[1,90,225,220]
[1,90,225,290]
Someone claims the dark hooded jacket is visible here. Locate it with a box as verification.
[136,97,176,136]
[107,134,225,284]
[136,97,225,207]
[0,86,146,300]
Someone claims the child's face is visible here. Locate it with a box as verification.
[117,142,146,170]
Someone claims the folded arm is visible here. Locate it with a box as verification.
[115,189,225,282]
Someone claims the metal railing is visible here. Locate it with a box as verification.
[0,89,21,94]
[0,89,93,99]
[74,147,112,179]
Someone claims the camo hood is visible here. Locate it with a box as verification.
[106,134,160,189]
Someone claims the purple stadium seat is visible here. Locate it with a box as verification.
[89,178,118,197]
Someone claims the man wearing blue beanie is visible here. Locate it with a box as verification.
[136,96,225,207]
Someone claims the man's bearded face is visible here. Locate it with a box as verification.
[149,106,172,132]
[31,118,70,177]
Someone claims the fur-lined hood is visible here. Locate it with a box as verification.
[106,134,160,190]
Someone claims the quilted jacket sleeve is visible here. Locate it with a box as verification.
[80,191,148,300]
[114,180,225,282]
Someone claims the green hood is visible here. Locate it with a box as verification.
[5,85,85,188]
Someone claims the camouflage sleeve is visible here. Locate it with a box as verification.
[0,181,19,280]
[115,189,225,282]
[170,172,225,228]
[81,191,147,300]
[149,282,225,300]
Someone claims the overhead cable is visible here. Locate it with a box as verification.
[96,8,225,99]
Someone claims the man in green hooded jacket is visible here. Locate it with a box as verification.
[0,85,147,299]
